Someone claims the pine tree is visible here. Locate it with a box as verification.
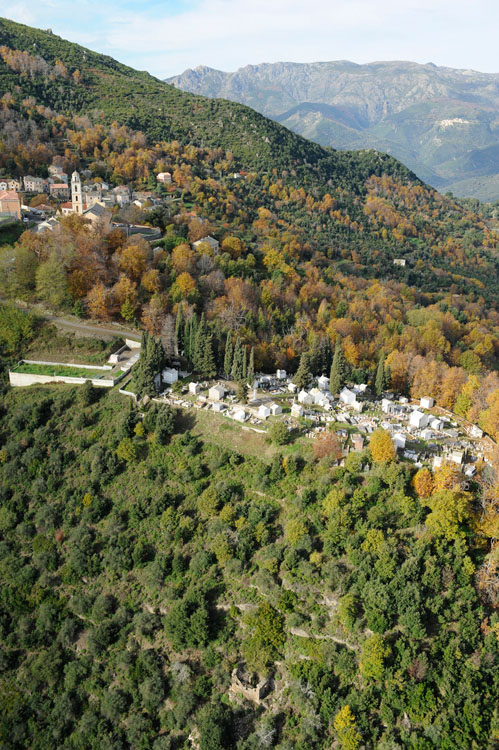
[293,351,311,391]
[375,354,386,396]
[330,338,347,395]
[248,347,255,382]
[224,334,233,377]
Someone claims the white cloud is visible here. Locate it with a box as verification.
[2,0,498,76]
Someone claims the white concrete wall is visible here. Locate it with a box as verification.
[125,338,141,349]
[9,371,124,388]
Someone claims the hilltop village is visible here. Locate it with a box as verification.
[0,160,172,240]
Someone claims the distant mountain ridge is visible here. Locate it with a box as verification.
[167,61,499,200]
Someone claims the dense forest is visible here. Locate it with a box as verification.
[0,16,498,750]
[0,370,498,750]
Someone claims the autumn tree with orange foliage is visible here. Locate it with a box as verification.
[87,282,112,320]
[412,468,435,498]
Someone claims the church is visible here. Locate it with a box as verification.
[59,171,112,231]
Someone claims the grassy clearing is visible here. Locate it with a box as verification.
[175,404,314,463]
[176,406,277,461]
[13,362,110,378]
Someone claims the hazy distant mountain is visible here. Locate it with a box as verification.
[167,61,499,200]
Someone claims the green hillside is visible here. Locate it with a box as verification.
[0,17,416,190]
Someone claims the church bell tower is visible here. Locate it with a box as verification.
[71,171,83,215]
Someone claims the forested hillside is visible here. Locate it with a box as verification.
[0,17,498,750]
[0,17,414,186]
[0,369,498,750]
[0,82,498,430]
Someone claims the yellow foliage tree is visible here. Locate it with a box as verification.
[433,462,461,491]
[175,272,197,299]
[321,487,346,517]
[369,428,395,463]
[333,705,361,750]
[422,489,472,540]
[360,633,390,681]
[141,268,161,294]
[113,274,137,306]
[171,243,196,273]
[480,390,499,442]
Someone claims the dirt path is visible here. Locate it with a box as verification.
[3,298,141,341]
[289,626,359,651]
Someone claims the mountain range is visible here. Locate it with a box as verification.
[167,61,499,201]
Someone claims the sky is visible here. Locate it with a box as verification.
[5,0,499,78]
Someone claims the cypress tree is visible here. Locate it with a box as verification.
[188,314,198,367]
[193,315,205,371]
[236,379,248,403]
[183,317,191,362]
[201,335,216,379]
[224,334,233,377]
[385,363,392,390]
[242,346,247,380]
[375,354,386,396]
[247,347,255,382]
[231,336,242,380]
[133,332,160,397]
[322,338,333,373]
[330,338,347,395]
[175,304,184,355]
[293,351,311,391]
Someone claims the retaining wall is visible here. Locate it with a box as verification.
[9,370,125,388]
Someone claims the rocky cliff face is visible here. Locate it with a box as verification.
[167,61,499,200]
